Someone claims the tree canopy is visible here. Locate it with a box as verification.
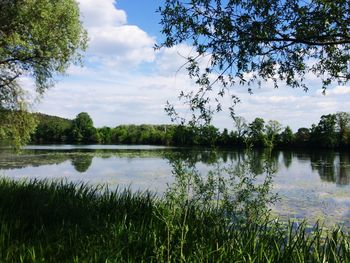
[158,0,350,123]
[0,0,87,146]
[71,112,97,143]
[30,111,350,149]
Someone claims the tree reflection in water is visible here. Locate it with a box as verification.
[308,151,350,186]
[339,152,350,185]
[70,154,93,173]
[0,147,350,185]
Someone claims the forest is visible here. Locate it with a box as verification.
[31,111,350,149]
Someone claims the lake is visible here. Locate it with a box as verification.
[1,145,350,228]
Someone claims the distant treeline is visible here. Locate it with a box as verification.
[31,112,350,149]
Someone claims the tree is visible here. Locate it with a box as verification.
[98,127,113,144]
[265,120,282,147]
[335,112,350,146]
[233,116,248,138]
[162,125,176,146]
[280,126,295,147]
[159,0,350,122]
[32,113,72,143]
[232,116,248,146]
[218,128,230,146]
[199,125,219,146]
[71,155,93,173]
[0,0,87,145]
[0,110,37,148]
[247,118,266,147]
[295,127,311,146]
[310,114,337,148]
[71,112,97,143]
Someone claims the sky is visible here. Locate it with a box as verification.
[29,0,350,131]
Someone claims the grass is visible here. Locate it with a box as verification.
[0,178,349,262]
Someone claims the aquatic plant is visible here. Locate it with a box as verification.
[0,166,349,262]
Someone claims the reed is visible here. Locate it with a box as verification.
[0,178,349,262]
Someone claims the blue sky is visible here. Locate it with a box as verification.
[117,1,162,38]
[28,0,350,131]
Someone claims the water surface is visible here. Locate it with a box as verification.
[1,145,349,228]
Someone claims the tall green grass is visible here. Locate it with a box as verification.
[0,178,349,262]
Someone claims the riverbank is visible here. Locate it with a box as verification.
[0,178,349,262]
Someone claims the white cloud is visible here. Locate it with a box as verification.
[35,71,191,127]
[66,64,93,76]
[31,1,350,132]
[250,95,299,104]
[88,26,155,66]
[156,44,196,75]
[78,0,127,27]
[36,64,350,131]
[207,82,350,131]
[77,0,155,68]
[316,86,350,96]
[155,43,213,77]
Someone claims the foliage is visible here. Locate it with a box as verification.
[265,120,283,147]
[310,114,338,148]
[336,112,350,146]
[247,117,267,147]
[0,0,87,145]
[158,0,350,123]
[70,155,93,173]
[198,124,219,146]
[32,113,73,143]
[280,126,295,147]
[295,127,311,146]
[0,0,87,107]
[0,177,349,262]
[30,111,350,149]
[0,109,37,149]
[233,116,248,138]
[112,124,175,145]
[98,126,113,144]
[217,128,230,146]
[165,151,277,225]
[71,112,98,143]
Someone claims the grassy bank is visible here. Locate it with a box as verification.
[0,179,349,262]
